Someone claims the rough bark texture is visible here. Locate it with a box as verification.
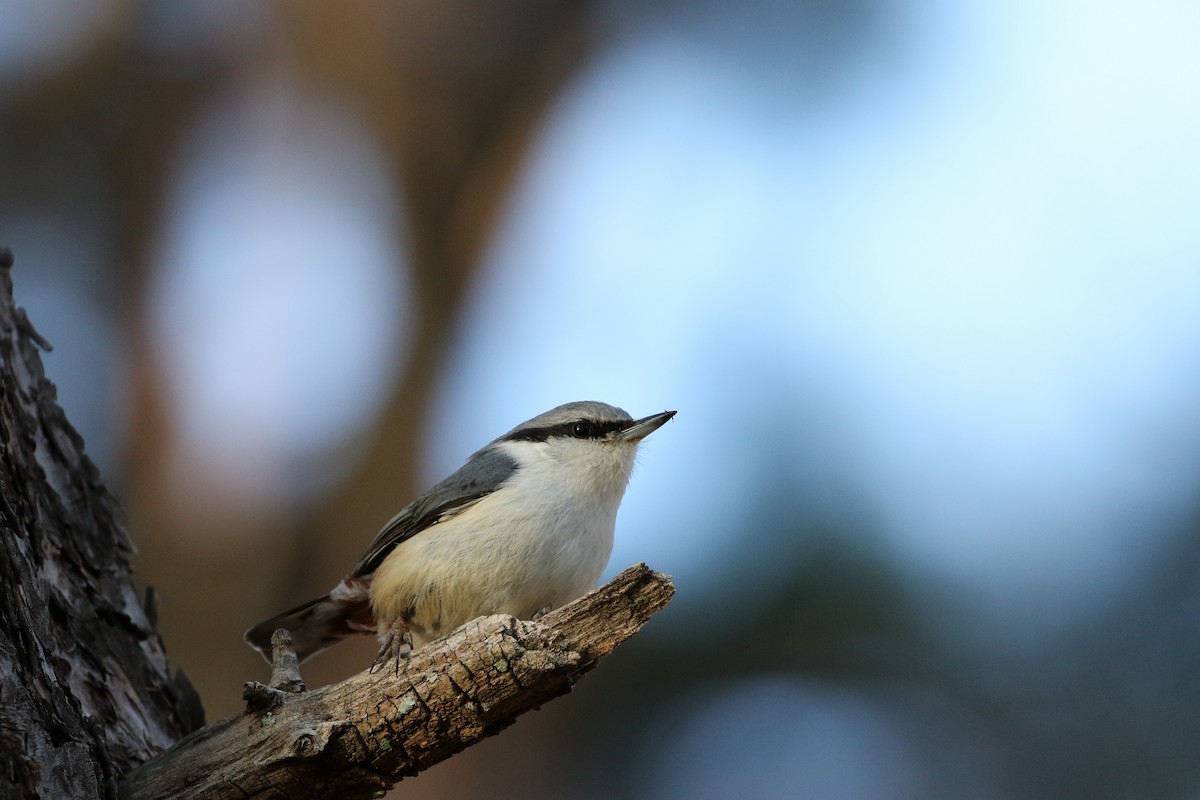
[119,564,674,800]
[0,249,204,800]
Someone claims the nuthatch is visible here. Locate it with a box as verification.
[245,401,675,665]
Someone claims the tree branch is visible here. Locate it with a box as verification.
[119,563,674,800]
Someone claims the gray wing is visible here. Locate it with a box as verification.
[351,446,518,578]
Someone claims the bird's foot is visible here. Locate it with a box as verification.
[370,624,413,675]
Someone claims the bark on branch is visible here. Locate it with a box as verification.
[119,563,674,800]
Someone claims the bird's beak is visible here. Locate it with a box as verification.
[616,410,677,442]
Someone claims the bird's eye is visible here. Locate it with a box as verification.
[572,421,593,439]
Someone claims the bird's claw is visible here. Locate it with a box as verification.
[370,626,413,675]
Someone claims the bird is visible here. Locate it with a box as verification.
[245,401,676,666]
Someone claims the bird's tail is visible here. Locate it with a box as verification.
[244,577,375,663]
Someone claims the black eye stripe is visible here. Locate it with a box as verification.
[504,419,630,443]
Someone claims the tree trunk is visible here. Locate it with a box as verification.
[0,248,203,800]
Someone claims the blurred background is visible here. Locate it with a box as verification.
[3,0,1200,797]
